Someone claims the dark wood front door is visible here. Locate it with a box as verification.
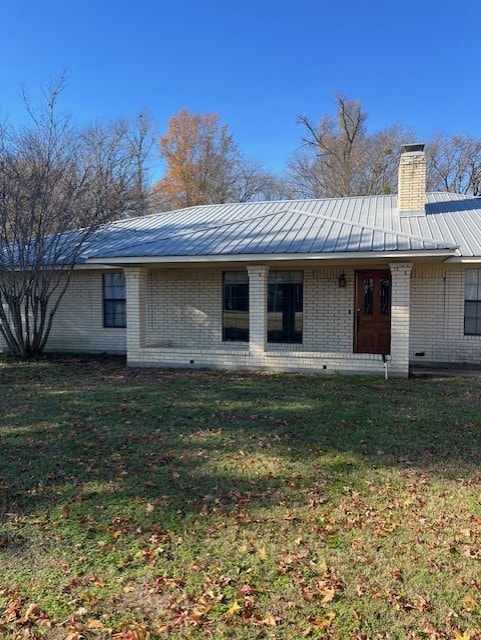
[354,270,391,354]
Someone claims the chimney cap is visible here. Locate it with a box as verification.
[401,143,425,155]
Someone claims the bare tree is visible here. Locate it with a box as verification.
[289,95,366,198]
[427,133,481,196]
[0,78,153,358]
[233,157,289,202]
[357,124,417,195]
[288,95,413,198]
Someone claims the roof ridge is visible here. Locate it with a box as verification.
[285,207,458,249]
[109,192,481,228]
[110,195,399,226]
[93,210,286,256]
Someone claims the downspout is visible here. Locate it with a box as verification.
[382,354,389,380]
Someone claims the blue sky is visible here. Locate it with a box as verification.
[2,0,481,177]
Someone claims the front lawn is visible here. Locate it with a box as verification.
[1,356,481,639]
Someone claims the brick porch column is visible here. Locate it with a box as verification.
[247,265,269,361]
[389,262,413,378]
[124,267,148,360]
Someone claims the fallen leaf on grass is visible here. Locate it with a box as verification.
[87,618,111,631]
[463,596,478,610]
[112,622,151,639]
[191,603,212,622]
[414,594,430,612]
[320,587,336,604]
[237,583,256,597]
[90,576,106,587]
[391,566,403,581]
[17,602,40,623]
[259,612,280,626]
[309,611,335,628]
[225,600,241,618]
[257,546,267,560]
[5,597,21,622]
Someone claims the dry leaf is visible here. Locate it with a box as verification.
[321,587,336,604]
[87,619,108,630]
[260,612,278,626]
[225,600,241,618]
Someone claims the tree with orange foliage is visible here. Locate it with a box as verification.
[153,108,285,210]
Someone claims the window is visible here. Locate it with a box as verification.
[268,270,303,343]
[465,269,481,335]
[103,273,126,328]
[223,271,249,341]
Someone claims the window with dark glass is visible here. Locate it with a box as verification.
[268,271,303,343]
[361,275,390,316]
[380,277,391,315]
[363,277,374,314]
[223,271,249,341]
[103,273,126,328]
[465,269,481,335]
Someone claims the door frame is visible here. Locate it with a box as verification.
[353,269,392,355]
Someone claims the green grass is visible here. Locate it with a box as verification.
[1,355,481,639]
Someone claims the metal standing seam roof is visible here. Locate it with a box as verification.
[81,192,481,263]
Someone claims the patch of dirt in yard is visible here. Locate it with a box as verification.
[111,580,172,621]
[0,529,58,571]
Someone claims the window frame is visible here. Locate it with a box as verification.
[222,271,249,342]
[267,270,303,344]
[103,273,126,329]
[465,269,481,336]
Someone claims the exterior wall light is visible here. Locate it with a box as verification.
[338,272,347,288]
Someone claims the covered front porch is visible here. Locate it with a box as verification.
[121,260,414,378]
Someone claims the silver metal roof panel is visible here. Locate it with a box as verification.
[81,192,481,263]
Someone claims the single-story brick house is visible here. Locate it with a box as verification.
[3,143,481,377]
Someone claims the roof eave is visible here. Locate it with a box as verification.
[444,256,481,263]
[85,249,458,266]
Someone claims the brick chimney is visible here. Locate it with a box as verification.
[398,143,426,214]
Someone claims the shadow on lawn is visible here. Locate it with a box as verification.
[1,356,481,527]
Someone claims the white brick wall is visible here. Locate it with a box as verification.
[0,270,126,355]
[247,265,269,358]
[3,263,481,373]
[390,263,413,377]
[145,269,222,347]
[128,266,356,354]
[125,267,147,350]
[410,265,481,364]
[126,265,387,375]
[305,268,354,352]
